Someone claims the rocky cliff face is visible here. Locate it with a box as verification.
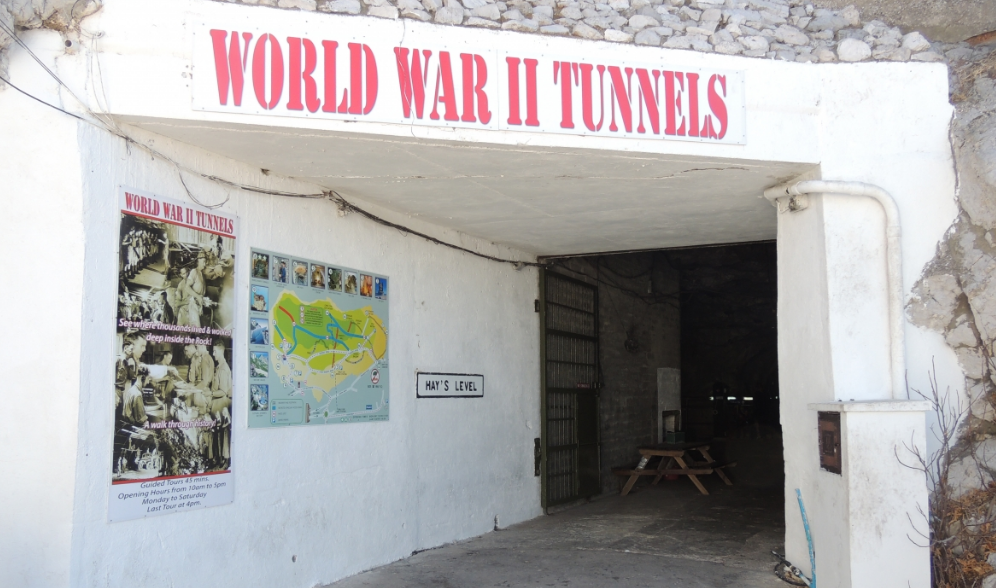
[908,47,996,495]
[200,0,989,64]
[818,0,996,43]
[1,0,992,79]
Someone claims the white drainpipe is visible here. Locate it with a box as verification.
[763,180,906,400]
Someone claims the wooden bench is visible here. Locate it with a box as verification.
[612,443,736,496]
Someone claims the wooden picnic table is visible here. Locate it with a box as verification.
[612,442,735,496]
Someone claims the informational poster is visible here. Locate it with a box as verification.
[110,188,237,522]
[248,249,389,428]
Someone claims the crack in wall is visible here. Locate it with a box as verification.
[308,166,750,180]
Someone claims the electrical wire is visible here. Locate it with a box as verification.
[549,258,679,307]
[0,19,89,109]
[1,21,541,268]
[0,74,85,121]
[327,191,543,268]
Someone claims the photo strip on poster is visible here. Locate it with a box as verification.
[248,249,389,428]
[110,188,238,522]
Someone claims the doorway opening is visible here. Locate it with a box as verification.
[538,241,783,540]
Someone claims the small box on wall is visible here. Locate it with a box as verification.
[818,411,842,475]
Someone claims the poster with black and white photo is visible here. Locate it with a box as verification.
[109,188,238,522]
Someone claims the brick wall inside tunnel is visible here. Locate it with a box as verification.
[548,241,780,495]
[549,253,681,495]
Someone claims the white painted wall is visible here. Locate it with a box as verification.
[776,62,958,585]
[62,119,541,586]
[776,194,845,582]
[816,63,961,415]
[1,26,541,588]
[798,401,931,588]
[0,2,967,587]
[86,0,824,167]
[0,29,86,588]
[842,404,930,588]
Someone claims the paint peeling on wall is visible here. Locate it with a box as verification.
[0,0,101,82]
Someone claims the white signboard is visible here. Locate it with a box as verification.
[110,188,238,521]
[417,372,484,398]
[192,22,746,144]
[111,474,234,521]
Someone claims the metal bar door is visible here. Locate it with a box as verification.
[541,270,601,508]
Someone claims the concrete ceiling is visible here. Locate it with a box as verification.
[123,117,816,257]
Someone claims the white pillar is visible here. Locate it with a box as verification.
[0,31,86,588]
[777,193,838,581]
[777,192,931,587]
[809,401,931,588]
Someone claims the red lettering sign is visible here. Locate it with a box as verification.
[321,40,340,113]
[347,43,378,115]
[553,61,576,129]
[430,51,459,122]
[287,37,320,112]
[664,71,686,136]
[607,66,634,133]
[198,26,742,143]
[460,53,491,124]
[580,63,605,132]
[395,48,432,119]
[635,69,661,135]
[505,57,537,126]
[206,30,378,118]
[706,74,728,140]
[209,30,253,106]
[252,33,283,110]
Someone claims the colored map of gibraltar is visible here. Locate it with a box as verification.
[271,291,387,405]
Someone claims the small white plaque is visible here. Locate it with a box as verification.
[417,372,484,398]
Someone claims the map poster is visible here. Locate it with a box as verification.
[109,188,237,522]
[248,249,389,428]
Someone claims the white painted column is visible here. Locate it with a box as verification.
[777,192,932,587]
[809,401,931,588]
[0,31,86,588]
[776,194,840,582]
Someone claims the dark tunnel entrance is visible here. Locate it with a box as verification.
[540,240,783,503]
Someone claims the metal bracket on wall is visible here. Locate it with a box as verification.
[772,194,809,214]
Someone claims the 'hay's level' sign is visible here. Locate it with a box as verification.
[417,372,484,398]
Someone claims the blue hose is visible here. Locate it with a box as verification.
[796,488,816,588]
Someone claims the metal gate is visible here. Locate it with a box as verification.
[541,270,601,508]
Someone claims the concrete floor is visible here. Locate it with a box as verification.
[326,474,786,588]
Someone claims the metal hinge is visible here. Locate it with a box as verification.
[534,438,542,476]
